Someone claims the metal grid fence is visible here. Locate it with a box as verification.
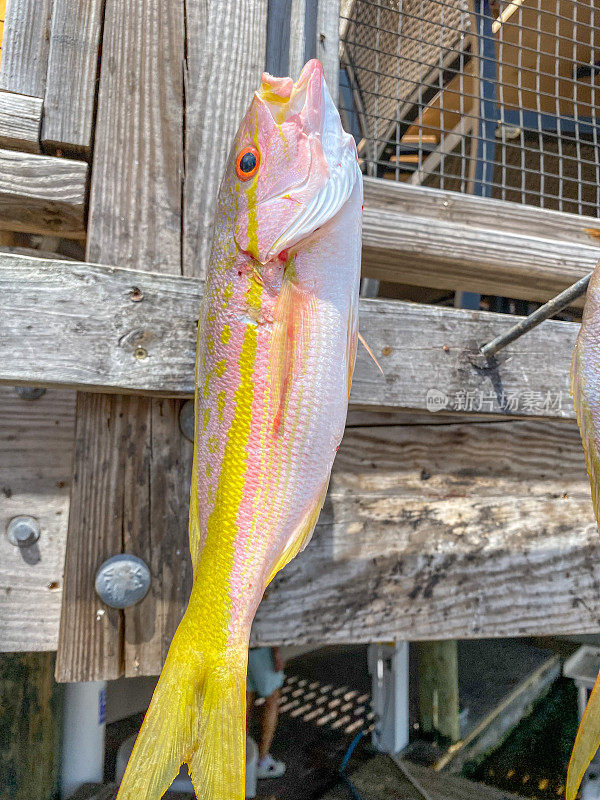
[339,0,600,216]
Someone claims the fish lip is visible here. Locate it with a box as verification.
[258,59,326,128]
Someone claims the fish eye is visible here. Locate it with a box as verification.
[236,147,259,181]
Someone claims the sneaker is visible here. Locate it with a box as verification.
[256,754,286,779]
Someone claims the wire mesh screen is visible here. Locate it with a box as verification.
[339,0,600,216]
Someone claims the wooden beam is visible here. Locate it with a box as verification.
[0,252,579,420]
[0,387,74,652]
[362,177,600,304]
[5,410,600,656]
[0,0,53,98]
[42,0,104,157]
[0,148,86,238]
[0,89,42,152]
[0,653,62,800]
[5,414,600,659]
[251,418,600,646]
[56,0,186,684]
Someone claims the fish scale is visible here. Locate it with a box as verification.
[116,59,362,800]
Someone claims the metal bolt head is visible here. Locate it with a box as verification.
[95,554,151,609]
[179,400,195,442]
[7,516,40,547]
[16,387,46,400]
[134,346,147,360]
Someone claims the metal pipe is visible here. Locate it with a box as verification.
[479,271,593,359]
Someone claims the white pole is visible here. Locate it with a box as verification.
[368,641,410,754]
[60,681,107,798]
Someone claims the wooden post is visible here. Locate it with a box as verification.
[0,652,62,800]
[0,0,53,98]
[42,0,104,157]
[417,641,461,743]
[56,0,186,683]
[57,0,269,682]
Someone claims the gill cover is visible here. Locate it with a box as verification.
[232,59,361,263]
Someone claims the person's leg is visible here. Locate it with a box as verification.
[246,690,255,728]
[258,688,281,760]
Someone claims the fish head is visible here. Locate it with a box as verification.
[222,59,361,264]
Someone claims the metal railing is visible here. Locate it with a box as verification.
[339,0,600,216]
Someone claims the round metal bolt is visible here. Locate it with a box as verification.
[179,400,195,442]
[95,554,151,609]
[16,387,46,400]
[7,516,40,547]
[129,286,143,302]
[134,346,148,360]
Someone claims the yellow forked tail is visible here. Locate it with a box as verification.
[567,670,600,800]
[116,622,248,800]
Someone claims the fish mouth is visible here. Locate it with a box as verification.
[259,59,327,129]
[247,60,361,263]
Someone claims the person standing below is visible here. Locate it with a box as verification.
[247,647,287,779]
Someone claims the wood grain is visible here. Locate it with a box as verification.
[362,177,600,304]
[0,652,61,799]
[0,0,52,97]
[7,412,600,657]
[56,0,186,683]
[316,0,340,105]
[42,0,104,157]
[0,252,580,420]
[0,387,74,652]
[183,0,267,280]
[250,419,600,645]
[0,89,41,152]
[0,148,86,238]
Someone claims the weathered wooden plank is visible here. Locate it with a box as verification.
[362,177,600,304]
[0,149,86,238]
[42,0,104,157]
[0,253,579,420]
[288,0,308,79]
[0,89,41,152]
[287,0,340,99]
[0,0,52,97]
[0,652,62,800]
[0,387,74,652]
[57,0,187,683]
[183,0,268,280]
[251,419,600,645]
[316,0,340,105]
[6,414,600,655]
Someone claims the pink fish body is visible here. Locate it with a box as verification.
[117,60,362,800]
